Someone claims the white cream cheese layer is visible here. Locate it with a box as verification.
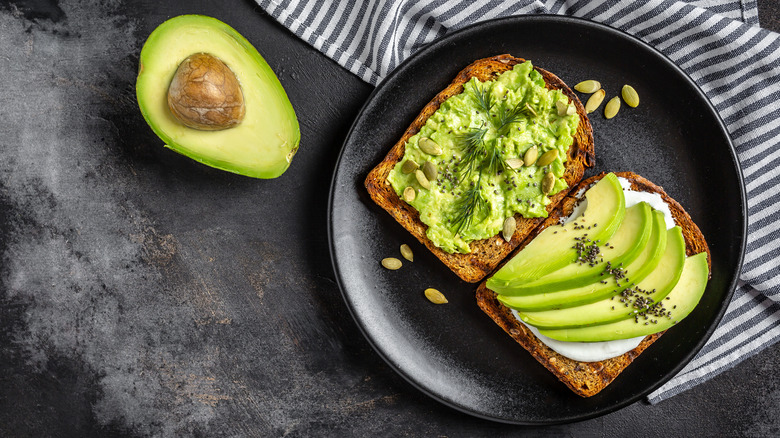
[509,176,676,362]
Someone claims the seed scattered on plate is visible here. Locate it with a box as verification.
[424,288,448,304]
[622,85,640,107]
[400,244,413,262]
[585,89,606,114]
[605,96,621,119]
[575,80,601,94]
[381,257,402,270]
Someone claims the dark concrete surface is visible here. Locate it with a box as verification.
[0,1,778,437]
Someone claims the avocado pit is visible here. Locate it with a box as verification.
[167,52,245,131]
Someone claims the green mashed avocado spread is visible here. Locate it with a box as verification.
[388,61,579,254]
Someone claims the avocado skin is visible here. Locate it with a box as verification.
[136,15,300,179]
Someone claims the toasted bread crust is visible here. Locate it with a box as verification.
[365,54,594,283]
[476,171,711,397]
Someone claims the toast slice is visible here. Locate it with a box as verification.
[476,171,711,397]
[365,54,595,283]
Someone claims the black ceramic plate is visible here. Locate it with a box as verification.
[328,16,745,424]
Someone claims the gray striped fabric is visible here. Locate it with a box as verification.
[257,0,780,402]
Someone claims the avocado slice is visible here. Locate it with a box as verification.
[537,252,709,342]
[517,226,686,328]
[490,202,652,295]
[136,15,300,178]
[497,210,668,311]
[487,173,626,289]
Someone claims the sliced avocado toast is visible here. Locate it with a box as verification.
[476,171,711,397]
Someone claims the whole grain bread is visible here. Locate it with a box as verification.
[365,54,595,283]
[475,171,711,397]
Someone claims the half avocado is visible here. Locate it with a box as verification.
[136,15,300,178]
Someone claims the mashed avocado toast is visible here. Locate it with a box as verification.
[366,55,594,282]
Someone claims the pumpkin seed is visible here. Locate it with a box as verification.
[604,96,621,119]
[401,159,419,174]
[418,137,442,156]
[415,169,431,190]
[524,103,538,117]
[523,146,539,166]
[566,104,576,115]
[422,161,437,182]
[555,100,570,116]
[400,244,413,262]
[424,288,448,304]
[622,85,639,108]
[542,172,555,195]
[403,186,416,202]
[575,80,601,94]
[585,89,606,114]
[502,216,516,242]
[506,158,524,169]
[536,149,559,167]
[381,257,402,270]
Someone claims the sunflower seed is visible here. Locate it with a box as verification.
[536,149,559,167]
[400,244,413,262]
[424,288,448,304]
[415,169,431,190]
[523,146,539,166]
[575,80,601,94]
[403,186,416,202]
[585,89,606,114]
[401,159,419,174]
[418,137,442,155]
[381,258,402,270]
[506,158,524,169]
[542,172,555,195]
[605,96,621,119]
[422,161,437,182]
[622,85,639,108]
[502,216,516,242]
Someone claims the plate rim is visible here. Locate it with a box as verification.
[327,14,746,425]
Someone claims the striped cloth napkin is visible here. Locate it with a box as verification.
[257,0,780,403]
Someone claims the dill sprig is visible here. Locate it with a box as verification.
[471,81,494,114]
[483,143,508,175]
[496,93,537,135]
[451,173,488,235]
[455,127,487,182]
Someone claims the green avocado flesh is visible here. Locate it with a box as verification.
[487,173,626,288]
[490,201,652,295]
[136,15,300,178]
[387,61,580,254]
[538,252,709,342]
[497,210,668,311]
[516,227,686,328]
